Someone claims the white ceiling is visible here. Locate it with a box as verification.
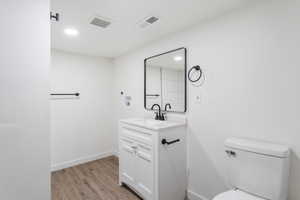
[51,0,257,58]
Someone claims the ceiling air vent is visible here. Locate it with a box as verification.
[139,16,159,28]
[146,16,159,24]
[90,16,111,28]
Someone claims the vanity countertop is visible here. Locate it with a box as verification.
[119,118,186,131]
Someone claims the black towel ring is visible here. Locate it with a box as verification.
[188,65,202,83]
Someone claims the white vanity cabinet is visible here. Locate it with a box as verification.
[119,118,187,200]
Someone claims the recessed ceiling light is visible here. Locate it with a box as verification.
[174,56,183,62]
[64,28,79,37]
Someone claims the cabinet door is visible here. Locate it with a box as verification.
[135,142,154,199]
[159,136,186,200]
[119,138,136,186]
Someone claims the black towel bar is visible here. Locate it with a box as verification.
[146,94,160,97]
[51,93,80,96]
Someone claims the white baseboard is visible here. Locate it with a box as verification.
[51,151,115,172]
[187,190,209,200]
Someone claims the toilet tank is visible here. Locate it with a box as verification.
[225,138,290,200]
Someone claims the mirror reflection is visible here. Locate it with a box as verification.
[145,48,186,113]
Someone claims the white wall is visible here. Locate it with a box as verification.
[0,0,50,199]
[51,50,115,170]
[113,1,300,200]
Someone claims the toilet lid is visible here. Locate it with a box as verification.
[213,190,265,200]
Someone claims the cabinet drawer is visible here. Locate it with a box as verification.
[121,143,135,154]
[136,150,152,162]
[120,137,152,157]
[137,142,152,153]
[121,125,153,145]
[120,137,135,146]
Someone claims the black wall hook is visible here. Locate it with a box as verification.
[50,12,59,21]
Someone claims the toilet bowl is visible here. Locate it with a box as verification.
[213,190,264,200]
[213,138,290,200]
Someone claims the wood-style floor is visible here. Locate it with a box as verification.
[51,156,142,200]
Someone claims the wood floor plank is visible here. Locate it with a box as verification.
[51,156,141,200]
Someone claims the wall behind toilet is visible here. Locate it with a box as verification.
[113,1,300,199]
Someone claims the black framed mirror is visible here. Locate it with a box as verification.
[144,47,187,113]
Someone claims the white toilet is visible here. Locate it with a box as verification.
[213,137,290,200]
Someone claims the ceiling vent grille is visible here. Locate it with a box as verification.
[146,16,159,24]
[139,16,159,28]
[90,17,111,28]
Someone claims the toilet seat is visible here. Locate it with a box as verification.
[213,190,265,200]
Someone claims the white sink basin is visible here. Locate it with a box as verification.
[120,118,186,130]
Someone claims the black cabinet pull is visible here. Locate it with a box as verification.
[161,138,180,145]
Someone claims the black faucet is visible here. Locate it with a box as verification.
[160,103,172,121]
[164,103,171,111]
[151,104,164,120]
